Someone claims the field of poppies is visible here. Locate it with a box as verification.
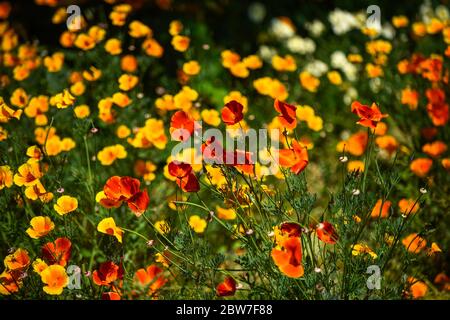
[0,0,449,300]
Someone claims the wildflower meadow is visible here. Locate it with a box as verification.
[0,0,449,301]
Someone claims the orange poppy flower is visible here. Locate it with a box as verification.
[135,264,167,295]
[168,161,192,178]
[216,276,237,297]
[53,195,78,215]
[102,292,121,300]
[422,141,447,158]
[40,265,69,295]
[410,158,432,177]
[221,100,244,125]
[426,88,449,127]
[274,99,297,130]
[0,165,13,189]
[278,139,309,174]
[408,277,427,299]
[370,199,391,218]
[398,198,420,215]
[351,101,388,129]
[26,216,54,239]
[171,35,190,52]
[4,248,30,270]
[93,261,123,286]
[0,270,22,295]
[375,135,398,155]
[102,176,149,216]
[279,221,302,238]
[271,236,304,278]
[316,221,338,244]
[121,55,138,73]
[170,110,195,141]
[401,88,419,110]
[97,217,123,243]
[178,172,200,193]
[42,237,72,266]
[104,176,140,201]
[168,161,200,193]
[336,131,368,156]
[13,160,42,187]
[402,233,427,253]
[127,190,150,216]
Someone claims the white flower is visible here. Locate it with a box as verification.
[270,17,295,38]
[258,45,277,61]
[329,9,359,35]
[343,87,358,105]
[436,5,450,21]
[331,51,347,68]
[331,51,358,81]
[369,78,382,93]
[286,36,316,54]
[248,2,266,23]
[381,23,395,40]
[304,60,328,77]
[419,0,434,24]
[305,20,325,37]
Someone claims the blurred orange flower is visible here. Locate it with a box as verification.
[370,199,391,218]
[402,233,427,253]
[410,158,432,177]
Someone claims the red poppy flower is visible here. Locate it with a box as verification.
[278,140,309,174]
[102,292,121,300]
[271,236,304,278]
[168,161,200,193]
[201,136,225,164]
[101,176,149,215]
[170,110,195,141]
[92,261,123,286]
[216,276,237,297]
[177,172,200,192]
[316,222,338,244]
[104,176,141,201]
[42,237,72,267]
[98,197,122,209]
[274,99,297,130]
[127,190,150,217]
[280,222,302,238]
[221,100,243,125]
[426,89,449,127]
[168,161,192,178]
[351,101,388,129]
